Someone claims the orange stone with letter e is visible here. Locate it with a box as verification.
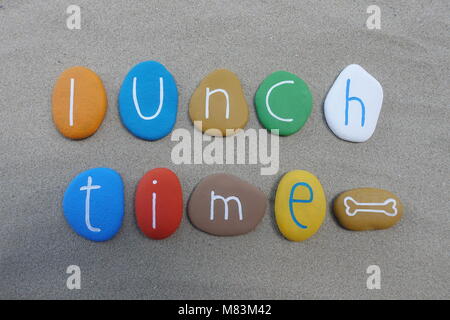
[189,69,249,136]
[52,66,107,139]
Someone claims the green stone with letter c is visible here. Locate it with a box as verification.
[254,71,313,136]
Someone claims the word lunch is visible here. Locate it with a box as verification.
[63,168,404,242]
[52,61,384,143]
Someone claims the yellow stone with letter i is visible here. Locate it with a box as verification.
[275,170,326,241]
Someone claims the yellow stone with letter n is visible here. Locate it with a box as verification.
[275,170,326,241]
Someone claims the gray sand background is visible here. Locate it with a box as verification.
[0,0,448,299]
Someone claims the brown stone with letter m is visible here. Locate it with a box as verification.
[188,173,267,236]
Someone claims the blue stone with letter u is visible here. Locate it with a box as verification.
[119,61,178,140]
[63,168,124,242]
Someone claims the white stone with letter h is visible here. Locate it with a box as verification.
[324,64,383,142]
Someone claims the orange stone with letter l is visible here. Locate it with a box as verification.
[52,66,107,139]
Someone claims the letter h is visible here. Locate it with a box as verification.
[345,79,365,127]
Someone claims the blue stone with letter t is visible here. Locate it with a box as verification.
[63,168,124,242]
[119,61,179,140]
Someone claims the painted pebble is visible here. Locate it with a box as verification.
[63,168,124,242]
[333,188,403,231]
[255,71,313,136]
[188,173,267,236]
[324,64,383,142]
[119,61,178,141]
[52,66,107,139]
[135,168,183,240]
[275,170,326,241]
[189,69,249,136]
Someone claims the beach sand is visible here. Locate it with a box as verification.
[0,0,448,299]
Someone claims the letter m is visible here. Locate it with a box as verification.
[210,191,243,221]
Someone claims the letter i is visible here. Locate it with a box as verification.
[152,180,158,229]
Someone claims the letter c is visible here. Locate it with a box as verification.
[265,80,295,122]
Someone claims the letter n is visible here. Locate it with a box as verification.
[205,88,230,119]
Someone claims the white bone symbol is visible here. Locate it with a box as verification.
[344,197,398,217]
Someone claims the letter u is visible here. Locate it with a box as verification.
[132,76,164,120]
